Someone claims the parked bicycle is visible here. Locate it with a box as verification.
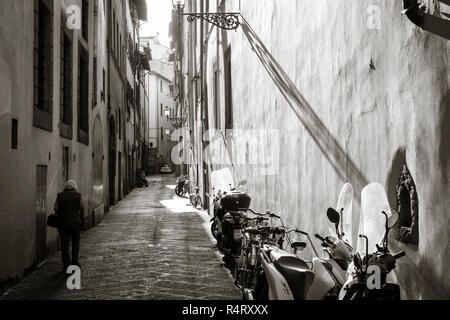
[234,209,284,295]
[175,175,189,197]
[190,187,202,208]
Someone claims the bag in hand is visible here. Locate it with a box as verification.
[47,214,60,228]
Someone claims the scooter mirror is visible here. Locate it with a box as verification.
[387,209,399,229]
[237,180,248,187]
[291,241,307,252]
[327,208,341,224]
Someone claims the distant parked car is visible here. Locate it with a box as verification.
[160,165,173,174]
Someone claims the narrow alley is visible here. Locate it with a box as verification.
[1,175,240,300]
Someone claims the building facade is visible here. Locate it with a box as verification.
[173,0,450,299]
[142,36,176,173]
[0,0,149,289]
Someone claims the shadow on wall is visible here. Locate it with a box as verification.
[439,89,450,184]
[403,0,450,40]
[240,19,369,200]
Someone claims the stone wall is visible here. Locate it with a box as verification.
[203,0,449,299]
[0,0,101,285]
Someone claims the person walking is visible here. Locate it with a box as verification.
[54,180,84,272]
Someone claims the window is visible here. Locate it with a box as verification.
[11,119,18,149]
[62,146,69,181]
[224,47,233,130]
[136,83,141,112]
[119,34,122,66]
[78,44,89,145]
[82,0,89,41]
[118,110,121,140]
[60,27,73,139]
[214,69,220,129]
[112,11,116,52]
[161,127,164,140]
[116,22,119,60]
[160,80,163,93]
[33,0,54,132]
[101,68,106,102]
[160,104,163,117]
[93,57,97,107]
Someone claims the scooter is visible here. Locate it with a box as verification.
[208,181,249,248]
[253,223,353,300]
[338,183,406,300]
[207,188,225,242]
[214,181,251,268]
[250,184,356,300]
[306,183,355,299]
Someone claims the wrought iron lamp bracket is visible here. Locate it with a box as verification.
[179,12,241,31]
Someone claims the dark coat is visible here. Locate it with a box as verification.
[54,189,84,227]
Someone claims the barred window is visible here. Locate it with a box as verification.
[60,21,73,139]
[82,0,89,41]
[33,0,54,132]
[93,57,98,107]
[78,44,89,145]
[224,47,233,131]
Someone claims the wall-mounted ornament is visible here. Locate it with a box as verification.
[395,164,419,245]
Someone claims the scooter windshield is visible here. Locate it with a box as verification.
[358,183,392,254]
[336,183,354,246]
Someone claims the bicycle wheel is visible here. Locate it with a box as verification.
[211,221,218,240]
[253,271,269,301]
[195,197,202,208]
[175,186,182,197]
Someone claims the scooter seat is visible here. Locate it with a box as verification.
[275,256,314,300]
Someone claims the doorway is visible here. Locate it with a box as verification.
[118,151,122,201]
[109,116,116,206]
[92,116,104,209]
[36,165,47,264]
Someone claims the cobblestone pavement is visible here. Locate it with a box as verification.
[1,175,241,300]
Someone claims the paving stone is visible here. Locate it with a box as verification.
[1,175,241,300]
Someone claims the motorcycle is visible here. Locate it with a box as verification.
[250,184,356,300]
[217,184,251,268]
[207,188,225,242]
[306,183,355,299]
[338,183,406,300]
[136,169,148,188]
[175,175,189,197]
[207,181,249,245]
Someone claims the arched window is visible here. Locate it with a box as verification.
[395,164,419,245]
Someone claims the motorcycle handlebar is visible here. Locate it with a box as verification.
[315,233,335,247]
[315,233,326,241]
[242,209,281,219]
[393,251,406,260]
[248,216,269,221]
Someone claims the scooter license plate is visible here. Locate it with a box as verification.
[233,229,242,240]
